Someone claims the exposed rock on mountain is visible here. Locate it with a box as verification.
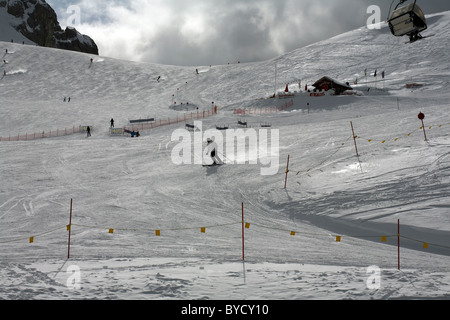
[0,0,98,55]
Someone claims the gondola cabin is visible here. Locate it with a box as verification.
[388,2,427,41]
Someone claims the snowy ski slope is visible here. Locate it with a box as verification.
[0,11,449,300]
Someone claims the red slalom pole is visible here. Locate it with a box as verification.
[242,202,245,262]
[284,155,290,189]
[350,121,359,157]
[421,119,427,141]
[68,199,73,259]
[397,219,400,270]
[418,112,427,141]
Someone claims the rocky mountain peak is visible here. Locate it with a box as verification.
[0,0,98,55]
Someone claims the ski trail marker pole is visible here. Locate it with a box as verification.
[242,202,245,261]
[67,199,73,259]
[284,155,290,189]
[398,219,400,270]
[350,121,359,157]
[351,122,363,173]
[418,112,427,141]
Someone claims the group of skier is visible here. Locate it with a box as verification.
[2,49,9,77]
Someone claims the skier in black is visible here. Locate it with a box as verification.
[206,138,222,165]
[86,126,91,137]
[110,118,114,128]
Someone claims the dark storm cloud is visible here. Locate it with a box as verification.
[46,0,450,66]
[136,2,289,65]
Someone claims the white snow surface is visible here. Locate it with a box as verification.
[0,11,450,301]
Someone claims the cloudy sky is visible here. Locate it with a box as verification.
[46,0,450,66]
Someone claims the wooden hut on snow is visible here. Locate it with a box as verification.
[312,77,353,95]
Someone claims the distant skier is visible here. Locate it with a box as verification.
[110,118,114,128]
[157,76,161,82]
[68,97,71,102]
[86,126,91,137]
[130,130,140,138]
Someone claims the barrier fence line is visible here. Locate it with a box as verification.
[0,107,218,142]
[286,118,450,182]
[70,221,241,234]
[233,100,294,115]
[356,127,419,144]
[3,219,448,251]
[0,225,67,244]
[125,106,218,132]
[399,235,450,250]
[1,206,449,272]
[292,135,353,177]
[356,122,450,145]
[0,125,83,142]
[243,220,399,242]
